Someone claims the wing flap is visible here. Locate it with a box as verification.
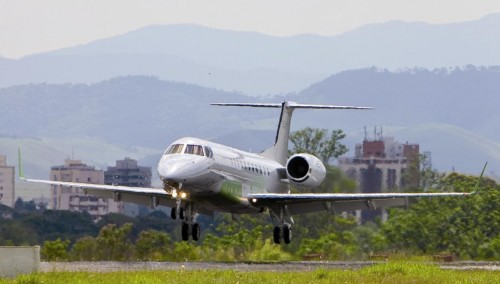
[249,192,469,215]
[21,177,175,207]
[21,177,215,215]
[21,177,168,195]
[82,188,177,208]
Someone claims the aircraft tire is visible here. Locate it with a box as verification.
[192,223,201,241]
[170,207,177,220]
[283,225,292,244]
[181,222,190,241]
[273,226,281,244]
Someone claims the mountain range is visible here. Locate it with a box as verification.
[0,68,498,179]
[1,14,500,95]
[1,14,499,191]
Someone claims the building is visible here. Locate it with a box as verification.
[338,129,420,222]
[0,155,15,208]
[50,160,122,221]
[104,158,151,187]
[104,157,152,217]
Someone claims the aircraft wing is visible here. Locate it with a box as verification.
[20,177,177,209]
[247,192,472,215]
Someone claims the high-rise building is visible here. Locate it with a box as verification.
[104,158,151,187]
[0,155,15,208]
[338,130,420,222]
[50,160,122,221]
[104,157,152,217]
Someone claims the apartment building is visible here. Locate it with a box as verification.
[0,155,15,208]
[50,159,122,221]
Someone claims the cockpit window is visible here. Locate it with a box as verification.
[165,144,184,155]
[204,146,213,158]
[185,144,204,156]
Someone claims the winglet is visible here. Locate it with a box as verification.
[471,162,488,194]
[18,148,26,180]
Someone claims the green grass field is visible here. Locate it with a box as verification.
[1,262,498,284]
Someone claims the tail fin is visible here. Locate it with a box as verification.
[212,101,373,165]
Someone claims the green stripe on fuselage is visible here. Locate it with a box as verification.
[220,180,243,199]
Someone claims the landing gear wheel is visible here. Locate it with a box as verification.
[179,207,185,220]
[181,222,190,241]
[283,225,292,244]
[170,207,177,220]
[273,226,281,244]
[192,223,201,241]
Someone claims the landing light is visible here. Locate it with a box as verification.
[251,198,257,203]
[172,189,178,198]
[180,192,187,199]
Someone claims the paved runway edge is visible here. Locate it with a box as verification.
[40,261,500,272]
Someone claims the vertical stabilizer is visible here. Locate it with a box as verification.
[261,102,294,165]
[211,101,373,166]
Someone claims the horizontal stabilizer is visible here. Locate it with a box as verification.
[212,101,373,165]
[211,102,373,110]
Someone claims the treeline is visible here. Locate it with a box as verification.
[1,168,498,261]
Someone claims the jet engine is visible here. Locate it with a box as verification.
[286,153,326,188]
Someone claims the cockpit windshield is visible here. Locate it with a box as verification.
[165,144,184,155]
[165,143,212,157]
[185,144,204,156]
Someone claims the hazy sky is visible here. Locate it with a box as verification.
[1,0,500,59]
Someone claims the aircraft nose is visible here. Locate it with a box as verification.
[158,155,207,182]
[157,165,177,180]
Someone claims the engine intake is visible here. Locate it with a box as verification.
[286,153,326,188]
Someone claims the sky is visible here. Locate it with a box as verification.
[1,0,500,59]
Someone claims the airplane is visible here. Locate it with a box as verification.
[19,101,482,244]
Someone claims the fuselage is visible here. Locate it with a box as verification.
[157,137,288,214]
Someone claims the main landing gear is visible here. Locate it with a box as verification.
[270,206,293,244]
[273,224,292,244]
[171,202,200,241]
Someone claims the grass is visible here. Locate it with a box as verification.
[1,261,498,284]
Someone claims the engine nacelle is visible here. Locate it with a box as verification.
[286,153,326,188]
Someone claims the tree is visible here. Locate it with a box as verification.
[70,236,98,261]
[14,198,37,213]
[382,173,499,259]
[289,127,348,163]
[41,238,70,261]
[95,223,134,261]
[135,230,171,261]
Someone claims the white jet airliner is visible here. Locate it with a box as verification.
[20,101,480,244]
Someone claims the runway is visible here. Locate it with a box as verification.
[40,261,499,272]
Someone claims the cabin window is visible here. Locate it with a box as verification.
[185,144,204,156]
[204,146,213,158]
[165,144,184,155]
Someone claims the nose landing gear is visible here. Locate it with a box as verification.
[170,206,185,220]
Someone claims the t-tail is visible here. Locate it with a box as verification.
[211,101,373,165]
